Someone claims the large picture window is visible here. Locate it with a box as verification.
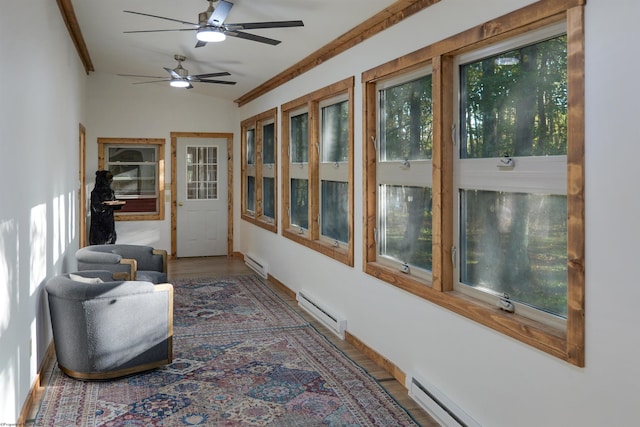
[241,109,278,232]
[363,3,584,366]
[281,78,354,266]
[98,138,165,221]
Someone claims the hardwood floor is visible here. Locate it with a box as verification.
[25,256,438,426]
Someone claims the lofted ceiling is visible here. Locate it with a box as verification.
[69,0,401,103]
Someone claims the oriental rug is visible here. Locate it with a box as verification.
[35,275,419,426]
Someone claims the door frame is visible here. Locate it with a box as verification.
[79,123,87,248]
[171,132,234,258]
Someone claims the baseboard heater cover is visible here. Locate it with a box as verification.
[244,253,268,279]
[407,374,481,427]
[296,290,347,339]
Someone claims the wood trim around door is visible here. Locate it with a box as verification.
[79,123,87,248]
[170,132,234,258]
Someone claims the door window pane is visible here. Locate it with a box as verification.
[291,179,308,229]
[321,180,348,243]
[291,113,308,163]
[379,74,433,161]
[460,34,567,159]
[379,185,432,271]
[460,190,567,317]
[186,146,218,200]
[263,177,275,219]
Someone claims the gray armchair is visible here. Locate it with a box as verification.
[45,270,173,380]
[76,244,168,283]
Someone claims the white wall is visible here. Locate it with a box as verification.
[237,0,640,425]
[0,1,87,422]
[2,0,638,425]
[85,72,239,252]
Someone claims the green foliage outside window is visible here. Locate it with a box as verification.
[380,74,433,161]
[459,34,569,317]
[460,35,567,158]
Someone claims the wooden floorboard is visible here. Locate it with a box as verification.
[25,256,439,426]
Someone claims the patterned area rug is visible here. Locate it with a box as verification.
[35,275,419,426]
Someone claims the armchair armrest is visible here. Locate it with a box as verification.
[152,249,168,273]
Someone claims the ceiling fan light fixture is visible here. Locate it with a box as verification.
[196,27,226,43]
[170,79,190,88]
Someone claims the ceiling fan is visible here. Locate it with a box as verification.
[118,54,236,89]
[124,0,304,47]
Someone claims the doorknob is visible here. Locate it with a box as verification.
[178,202,184,206]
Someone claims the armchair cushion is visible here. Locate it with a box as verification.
[76,244,167,283]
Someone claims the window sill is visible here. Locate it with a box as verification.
[242,213,277,233]
[115,213,163,221]
[365,261,573,364]
[283,227,353,266]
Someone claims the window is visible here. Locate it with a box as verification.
[281,77,354,266]
[363,3,584,366]
[241,108,277,232]
[377,68,434,280]
[98,138,165,221]
[454,24,569,328]
[320,95,349,245]
[289,109,309,231]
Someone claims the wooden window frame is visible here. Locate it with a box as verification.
[281,77,355,266]
[241,108,278,233]
[362,0,585,366]
[98,137,165,221]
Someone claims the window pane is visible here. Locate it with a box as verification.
[246,129,255,165]
[321,180,348,243]
[263,177,275,219]
[379,185,432,271]
[110,164,156,197]
[290,179,308,229]
[108,147,155,163]
[186,146,218,200]
[321,101,349,163]
[379,74,433,161]
[460,190,567,317]
[263,123,275,165]
[291,113,308,163]
[460,35,567,159]
[246,176,255,212]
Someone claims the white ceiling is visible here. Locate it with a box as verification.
[71,0,398,101]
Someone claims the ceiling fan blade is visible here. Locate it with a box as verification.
[163,67,181,79]
[207,0,233,26]
[195,39,208,48]
[118,74,166,79]
[190,71,231,79]
[225,20,304,30]
[225,30,281,45]
[132,80,170,84]
[124,28,196,34]
[124,10,198,27]
[194,79,237,85]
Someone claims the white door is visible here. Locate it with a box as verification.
[177,137,228,257]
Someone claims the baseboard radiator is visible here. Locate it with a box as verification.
[407,374,480,427]
[296,290,347,339]
[244,253,268,279]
